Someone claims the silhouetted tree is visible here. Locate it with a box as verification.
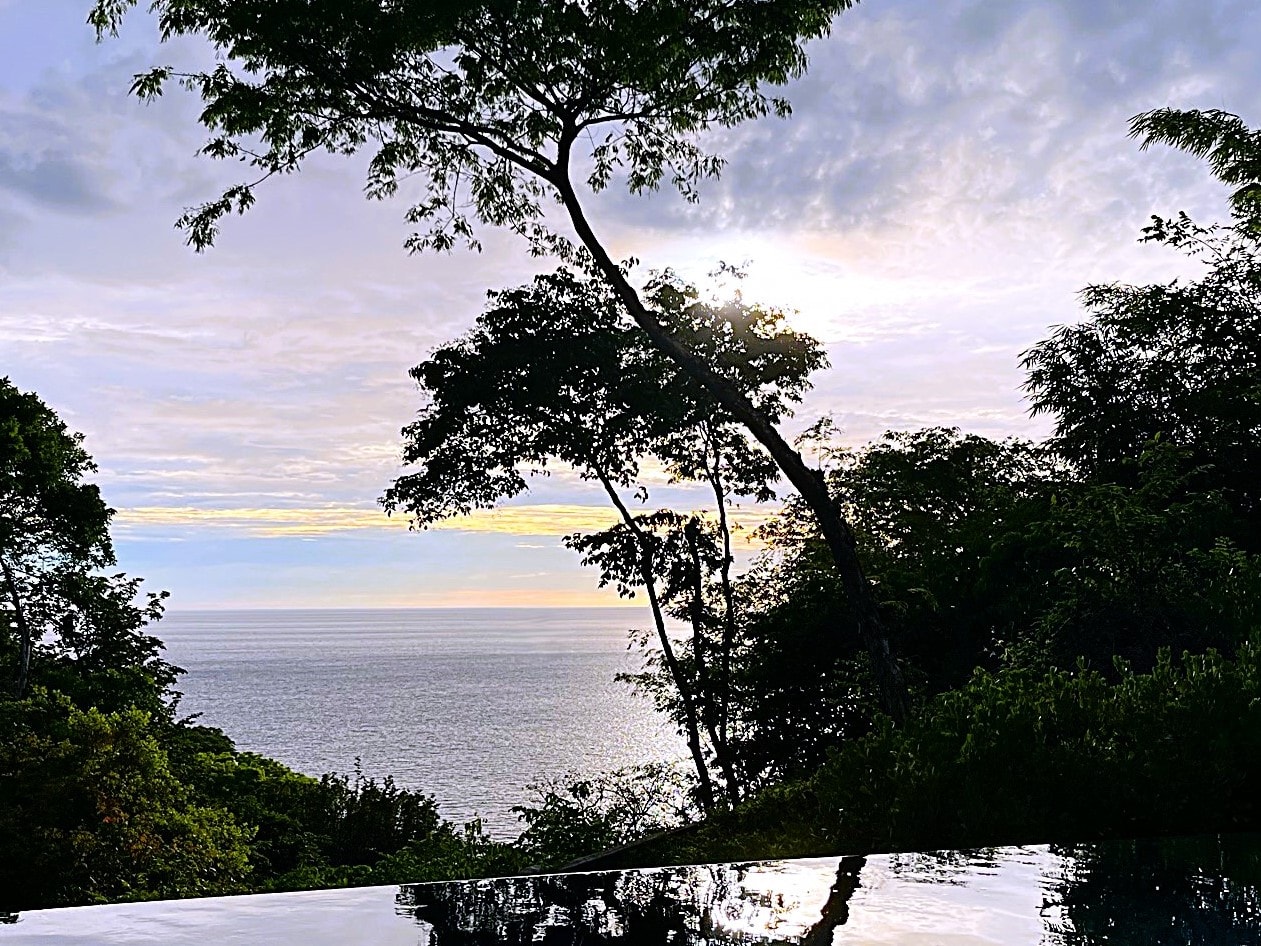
[1024,109,1261,548]
[384,268,821,807]
[89,0,910,719]
[1,379,174,706]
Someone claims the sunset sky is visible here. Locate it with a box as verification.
[2,0,1257,609]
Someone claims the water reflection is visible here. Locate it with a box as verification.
[5,834,1261,944]
[1046,834,1261,944]
[401,857,867,945]
[400,835,1261,945]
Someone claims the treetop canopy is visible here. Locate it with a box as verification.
[88,0,857,251]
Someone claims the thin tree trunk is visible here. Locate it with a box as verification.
[701,432,738,749]
[592,468,718,814]
[555,176,910,724]
[682,518,741,807]
[2,559,33,699]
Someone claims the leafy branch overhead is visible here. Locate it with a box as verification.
[90,0,854,252]
[1130,108,1261,228]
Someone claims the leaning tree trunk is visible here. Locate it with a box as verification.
[557,178,910,725]
[700,433,739,749]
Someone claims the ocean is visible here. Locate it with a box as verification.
[156,607,682,837]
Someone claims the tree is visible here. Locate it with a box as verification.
[825,428,1055,681]
[384,267,821,808]
[1023,110,1261,548]
[1130,108,1261,230]
[89,0,910,720]
[0,691,254,909]
[1009,443,1261,671]
[1,378,112,698]
[511,763,696,869]
[0,379,175,706]
[693,428,1053,785]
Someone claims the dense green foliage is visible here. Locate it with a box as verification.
[569,641,1261,868]
[0,690,253,907]
[813,641,1261,849]
[512,763,696,870]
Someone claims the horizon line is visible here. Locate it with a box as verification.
[162,603,648,613]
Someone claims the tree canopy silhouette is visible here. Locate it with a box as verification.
[90,0,911,717]
[384,267,824,806]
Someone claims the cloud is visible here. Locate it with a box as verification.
[0,148,115,213]
[114,505,401,538]
[594,0,1255,246]
[114,502,778,546]
[9,0,1258,608]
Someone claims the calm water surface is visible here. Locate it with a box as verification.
[158,608,681,835]
[8,834,1260,944]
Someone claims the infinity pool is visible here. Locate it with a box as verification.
[4,833,1259,944]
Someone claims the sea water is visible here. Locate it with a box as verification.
[157,607,681,836]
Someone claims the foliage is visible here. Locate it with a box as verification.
[693,404,1261,792]
[89,0,855,253]
[1130,107,1261,228]
[0,379,110,568]
[347,820,528,888]
[809,639,1261,852]
[622,640,1261,869]
[1024,114,1261,548]
[0,382,252,910]
[823,428,1054,681]
[643,428,1056,792]
[835,429,1258,676]
[0,690,254,910]
[0,379,177,712]
[0,697,527,909]
[159,735,534,894]
[386,266,823,810]
[384,267,817,523]
[386,267,639,521]
[512,763,698,869]
[999,444,1261,671]
[0,381,526,910]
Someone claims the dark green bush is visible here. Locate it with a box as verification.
[0,690,253,910]
[811,637,1261,851]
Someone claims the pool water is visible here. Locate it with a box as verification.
[4,833,1259,944]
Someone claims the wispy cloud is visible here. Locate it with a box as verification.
[115,503,777,545]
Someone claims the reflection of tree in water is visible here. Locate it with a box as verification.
[884,849,1007,886]
[397,836,1261,944]
[398,857,865,945]
[1045,834,1261,944]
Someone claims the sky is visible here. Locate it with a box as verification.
[1,0,1258,610]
